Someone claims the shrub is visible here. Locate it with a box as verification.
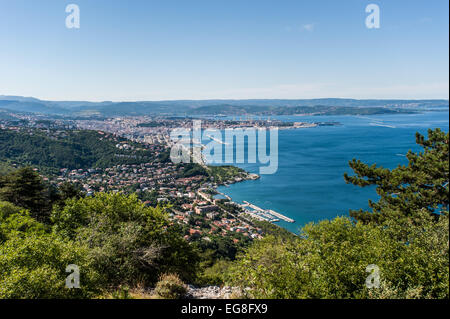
[228,214,449,299]
[0,234,102,299]
[0,201,47,243]
[197,259,233,286]
[51,192,200,287]
[110,286,133,299]
[154,273,187,299]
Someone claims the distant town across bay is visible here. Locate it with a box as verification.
[0,95,447,118]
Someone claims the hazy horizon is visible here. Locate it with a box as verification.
[0,94,448,104]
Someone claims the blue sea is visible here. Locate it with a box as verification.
[211,111,449,234]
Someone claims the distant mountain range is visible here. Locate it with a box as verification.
[0,95,448,117]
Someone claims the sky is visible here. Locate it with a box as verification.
[0,0,448,101]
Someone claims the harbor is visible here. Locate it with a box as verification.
[212,191,295,224]
[241,201,295,223]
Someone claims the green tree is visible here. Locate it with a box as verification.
[0,201,47,243]
[228,215,448,299]
[57,181,84,202]
[0,201,101,299]
[0,167,51,223]
[0,233,102,299]
[344,128,449,224]
[51,192,199,287]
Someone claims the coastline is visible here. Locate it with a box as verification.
[210,111,449,234]
[210,166,296,226]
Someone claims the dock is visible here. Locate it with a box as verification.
[267,209,295,223]
[242,201,295,223]
[215,191,232,201]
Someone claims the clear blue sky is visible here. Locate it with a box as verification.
[0,0,448,101]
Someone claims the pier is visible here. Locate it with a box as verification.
[242,201,295,223]
[267,209,295,223]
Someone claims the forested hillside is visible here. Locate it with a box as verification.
[0,129,156,173]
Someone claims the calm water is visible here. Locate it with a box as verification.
[213,111,449,233]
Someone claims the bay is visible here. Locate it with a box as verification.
[214,111,449,233]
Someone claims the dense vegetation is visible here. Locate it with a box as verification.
[179,163,209,178]
[0,167,245,298]
[0,172,200,298]
[0,129,155,173]
[228,214,448,298]
[51,193,199,286]
[178,163,248,182]
[0,162,14,175]
[251,220,298,241]
[207,165,247,183]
